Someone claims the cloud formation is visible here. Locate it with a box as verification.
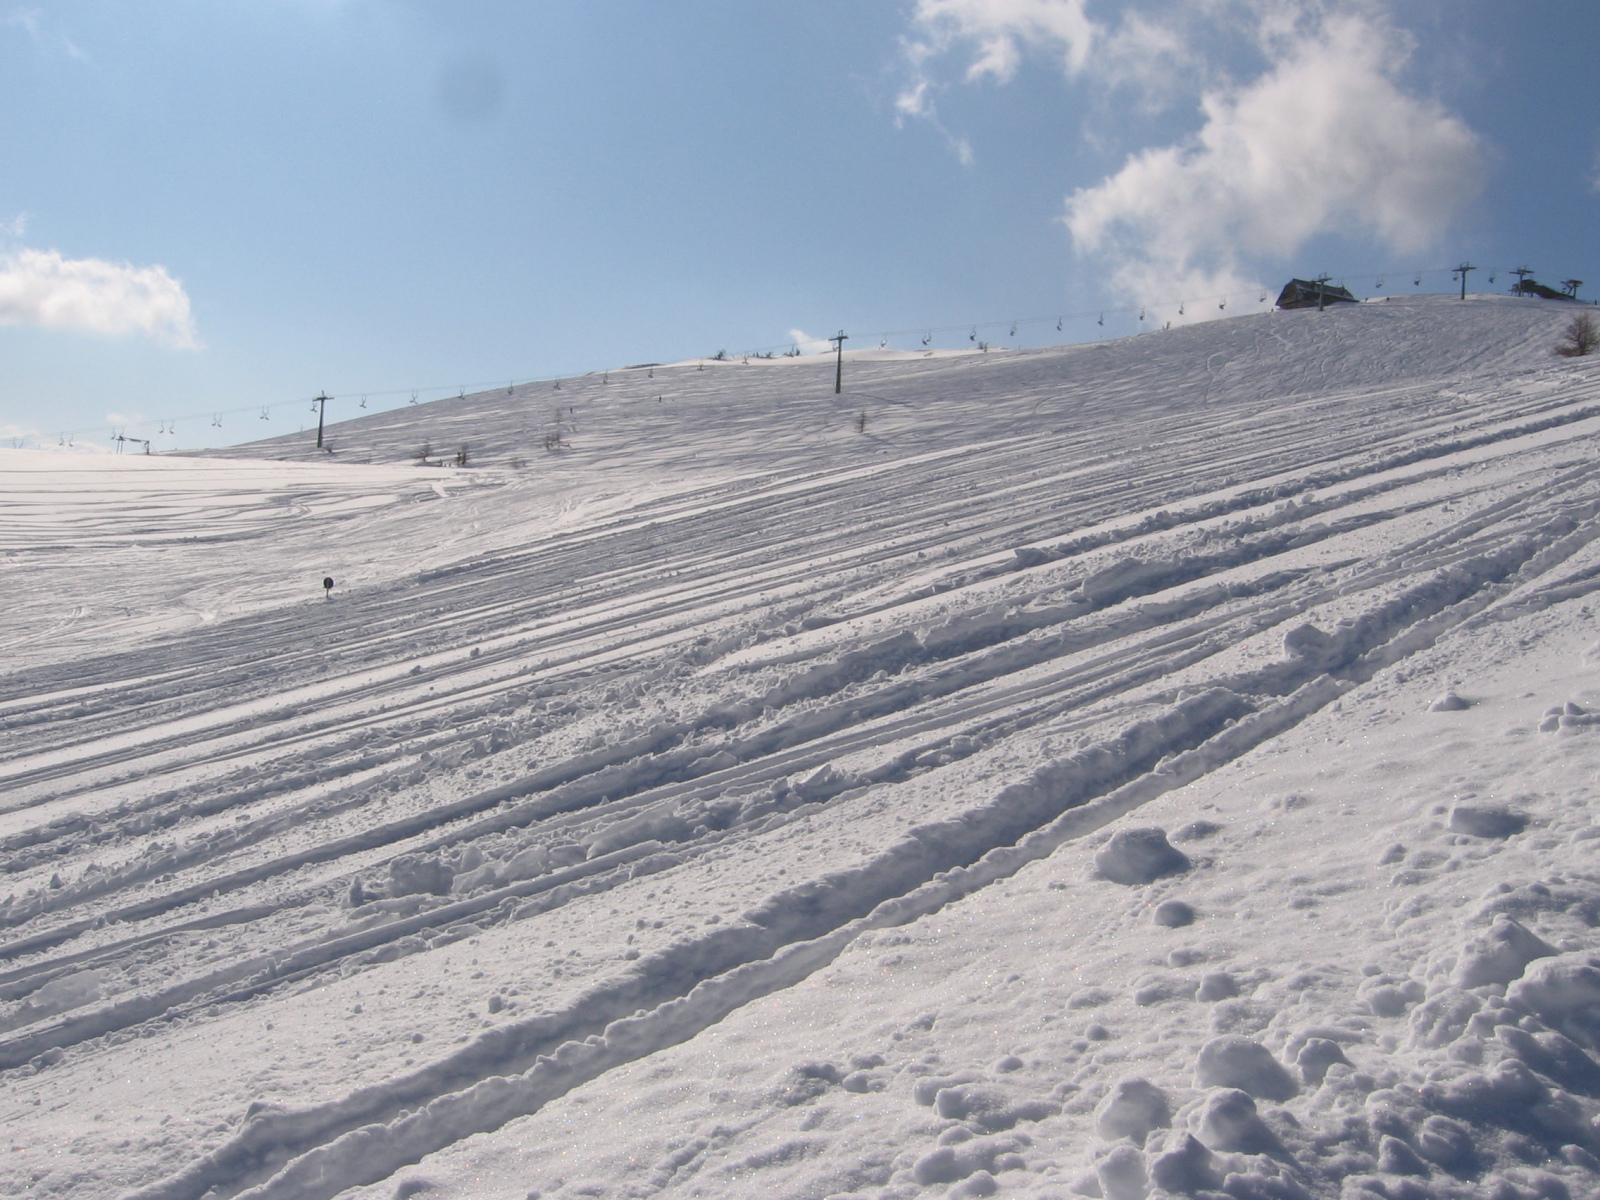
[6,7,87,60]
[1065,12,1482,309]
[900,2,1486,318]
[0,248,200,348]
[903,0,1096,90]
[787,328,834,355]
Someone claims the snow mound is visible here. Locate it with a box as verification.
[1095,827,1191,885]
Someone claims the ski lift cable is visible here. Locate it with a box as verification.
[27,263,1528,447]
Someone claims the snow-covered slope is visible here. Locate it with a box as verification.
[4,295,1600,1200]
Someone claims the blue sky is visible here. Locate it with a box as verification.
[0,0,1596,451]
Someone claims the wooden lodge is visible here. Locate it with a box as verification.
[1276,278,1359,310]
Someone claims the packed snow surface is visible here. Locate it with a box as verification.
[4,295,1600,1200]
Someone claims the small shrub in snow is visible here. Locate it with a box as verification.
[1555,312,1598,357]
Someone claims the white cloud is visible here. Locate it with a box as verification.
[1064,12,1483,309]
[902,0,1097,90]
[896,0,1098,164]
[897,0,1196,124]
[897,1,1484,315]
[787,328,835,355]
[7,7,86,60]
[0,248,200,348]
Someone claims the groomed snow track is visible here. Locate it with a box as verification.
[3,296,1600,1200]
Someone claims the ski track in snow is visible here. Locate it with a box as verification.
[4,297,1600,1199]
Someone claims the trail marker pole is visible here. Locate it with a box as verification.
[830,330,848,394]
[313,392,330,449]
[1455,262,1475,300]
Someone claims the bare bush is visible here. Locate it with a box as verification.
[1556,312,1599,358]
